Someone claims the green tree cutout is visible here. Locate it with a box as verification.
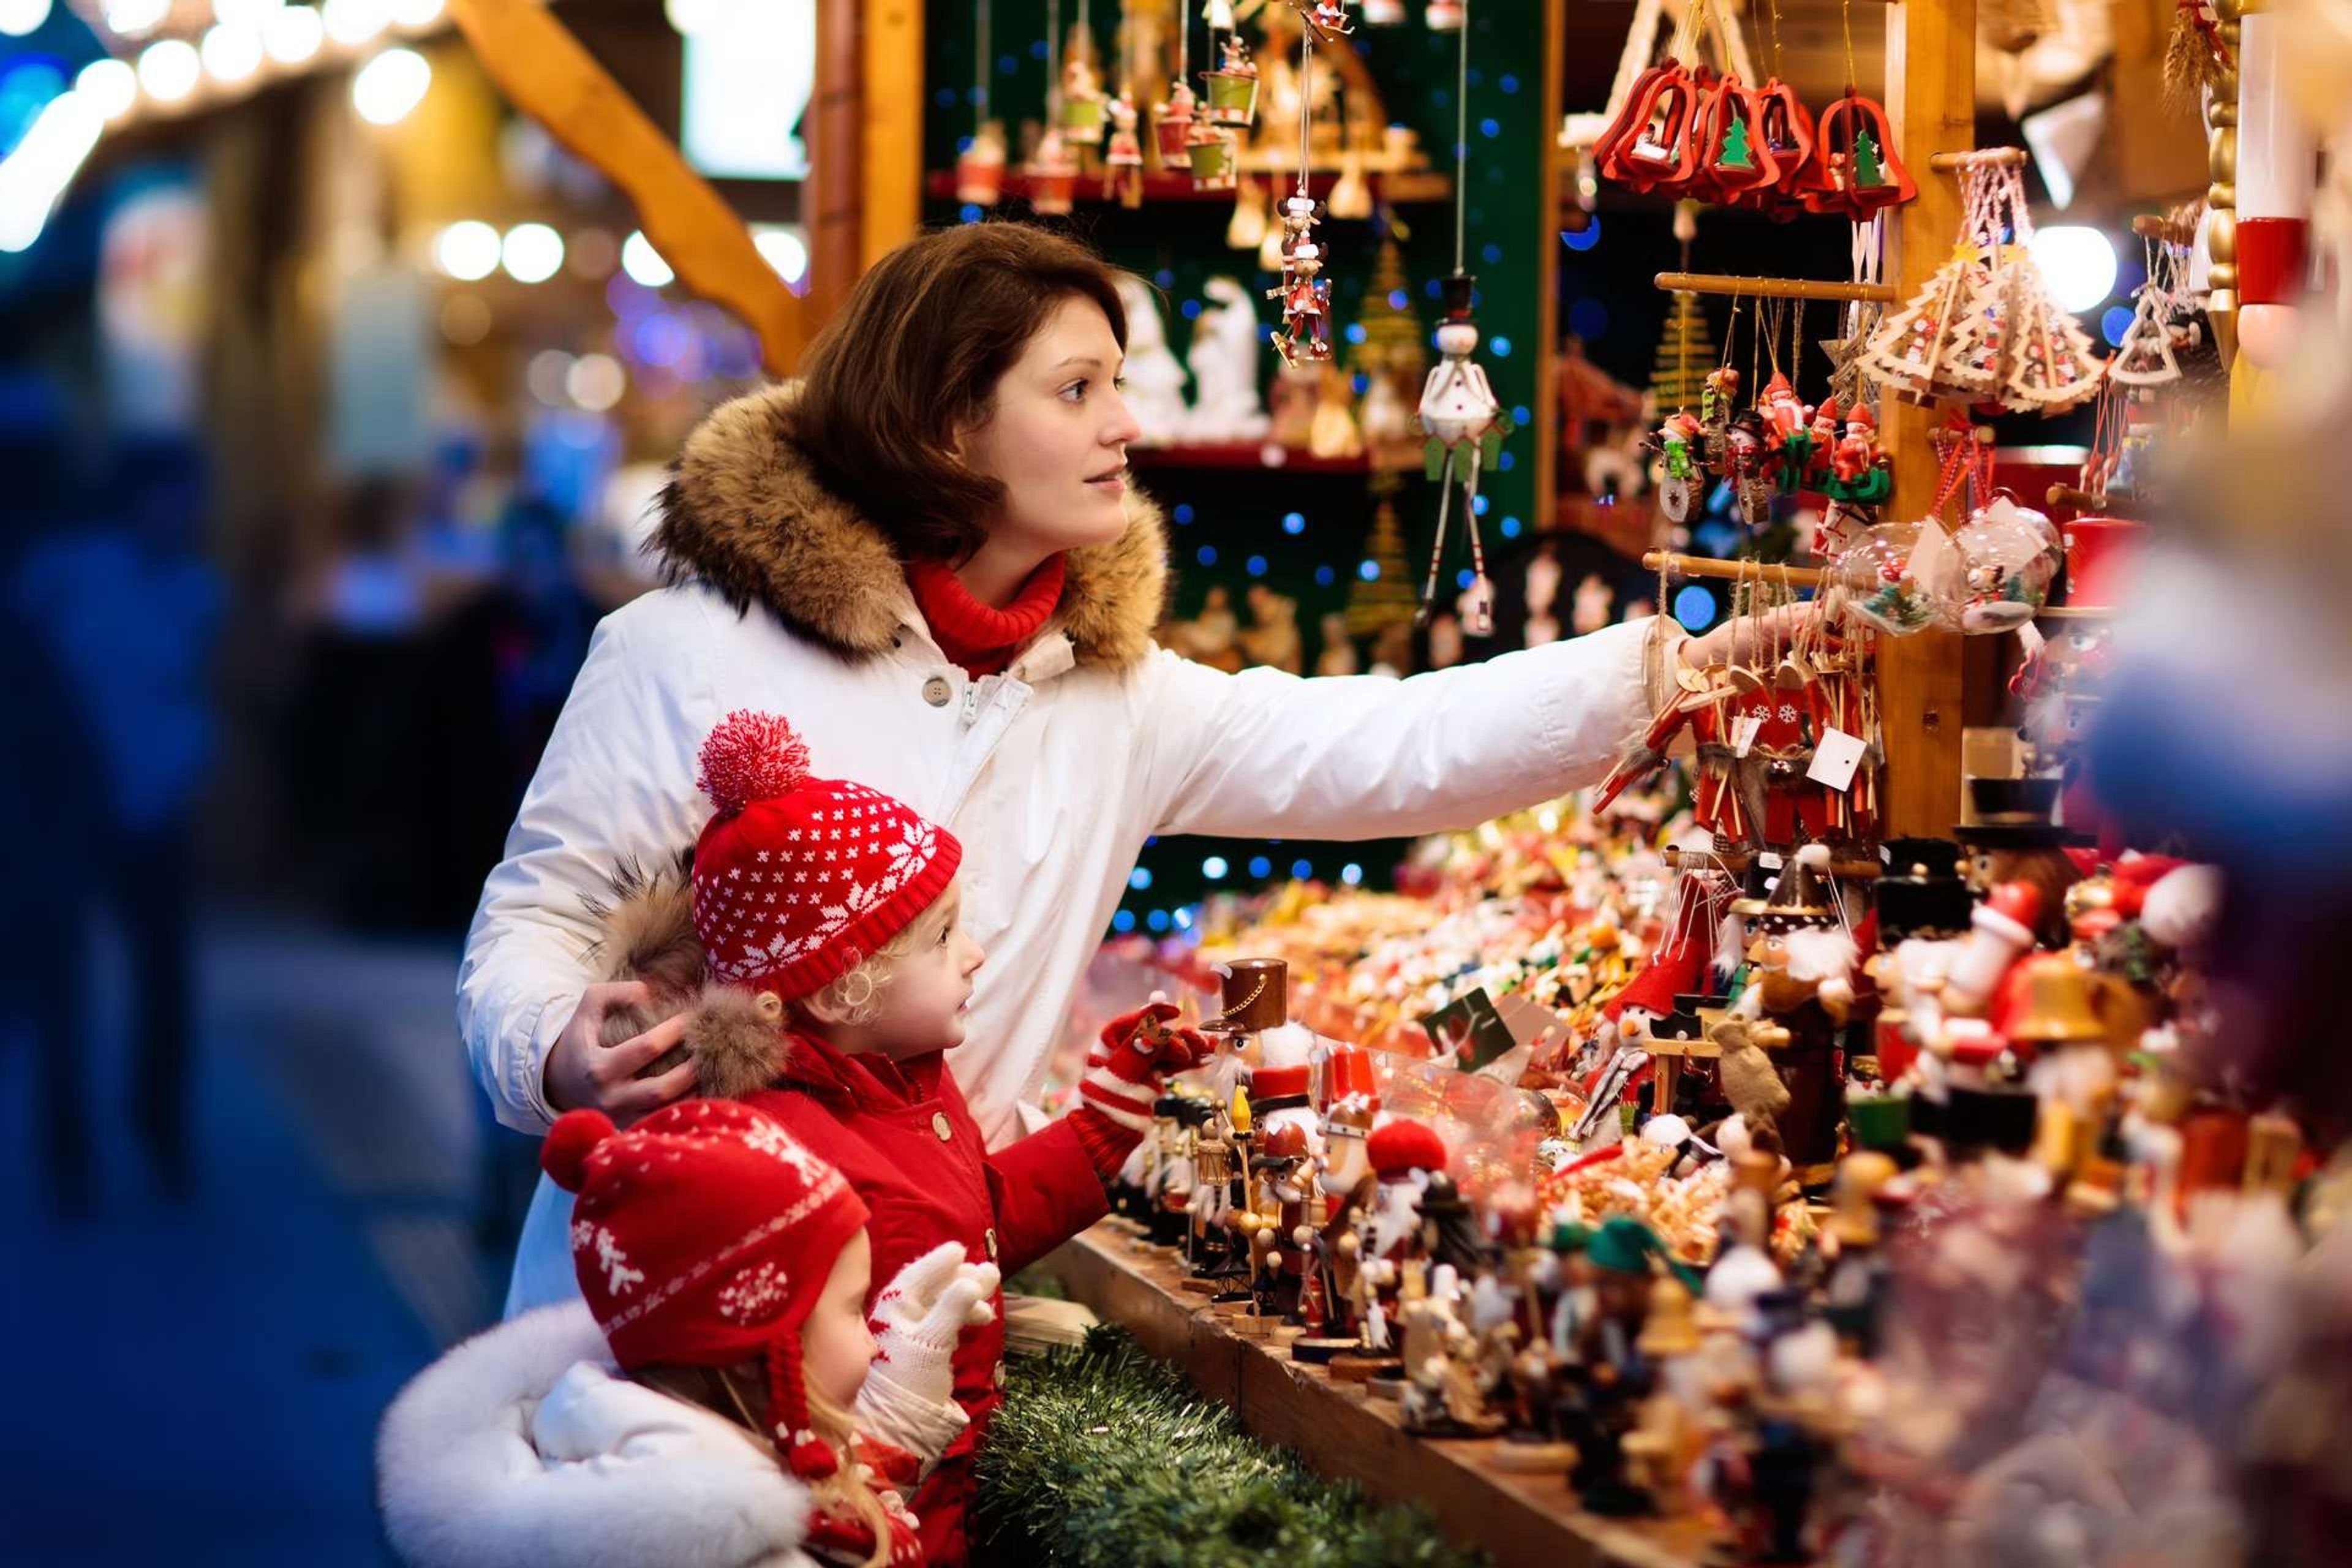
[1853,126,1884,188]
[1719,110,1754,170]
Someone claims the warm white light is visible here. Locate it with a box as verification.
[75,58,138,119]
[261,4,323,62]
[322,0,388,45]
[619,229,674,287]
[567,352,626,411]
[103,0,171,37]
[0,0,51,39]
[433,218,500,280]
[665,0,723,35]
[351,46,428,124]
[213,0,283,26]
[137,38,203,103]
[388,0,441,23]
[2029,225,2119,314]
[202,23,264,83]
[526,349,573,406]
[0,90,103,252]
[500,221,564,283]
[750,223,806,285]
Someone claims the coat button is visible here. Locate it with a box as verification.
[985,1226,999,1259]
[921,675,952,707]
[932,1111,954,1141]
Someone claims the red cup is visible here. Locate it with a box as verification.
[2060,516,2144,609]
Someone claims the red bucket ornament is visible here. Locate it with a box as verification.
[1596,61,1704,194]
[1801,91,1915,216]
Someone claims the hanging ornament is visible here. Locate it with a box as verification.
[1651,410,1703,523]
[2106,242,2184,388]
[1028,126,1082,214]
[956,0,1006,206]
[1202,28,1261,127]
[1186,119,1240,190]
[1417,275,1509,636]
[1800,91,1916,217]
[1426,0,1465,29]
[1104,94,1145,205]
[1291,0,1354,42]
[1362,0,1406,21]
[1269,196,1333,366]
[1694,75,1782,202]
[1063,54,1107,147]
[1155,77,1199,165]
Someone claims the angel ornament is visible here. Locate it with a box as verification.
[1415,275,1512,637]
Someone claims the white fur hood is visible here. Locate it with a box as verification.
[377,1303,817,1568]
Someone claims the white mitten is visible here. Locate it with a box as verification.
[853,1242,999,1463]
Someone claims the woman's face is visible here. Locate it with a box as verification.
[801,1231,877,1412]
[958,295,1140,556]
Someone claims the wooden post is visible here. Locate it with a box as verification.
[1875,0,1975,839]
[1536,0,1566,532]
[806,0,865,325]
[861,0,924,268]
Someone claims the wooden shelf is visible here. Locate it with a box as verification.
[1039,1222,1718,1568]
[925,168,1452,208]
[1128,441,1427,474]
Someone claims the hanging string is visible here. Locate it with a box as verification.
[1047,0,1063,119]
[1789,297,1804,391]
[1453,0,1471,274]
[975,0,990,127]
[1762,0,1782,80]
[1298,25,1314,199]
[1839,0,1857,91]
[1177,0,1188,84]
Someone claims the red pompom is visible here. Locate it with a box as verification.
[696,710,813,818]
[542,1109,616,1193]
[786,1432,840,1480]
[1367,1117,1448,1178]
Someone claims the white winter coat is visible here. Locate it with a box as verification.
[461,384,1662,1314]
[376,1304,820,1568]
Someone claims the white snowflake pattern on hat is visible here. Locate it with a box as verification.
[741,1118,831,1185]
[716,1259,791,1322]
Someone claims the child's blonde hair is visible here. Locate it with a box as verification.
[791,876,961,1029]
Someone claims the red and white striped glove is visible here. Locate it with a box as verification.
[1070,1000,1211,1178]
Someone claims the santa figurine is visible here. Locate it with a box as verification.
[1355,1118,1449,1357]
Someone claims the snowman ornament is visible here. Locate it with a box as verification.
[1415,274,1512,637]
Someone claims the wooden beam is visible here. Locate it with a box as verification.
[1643,551,1827,588]
[806,0,864,327]
[861,0,924,267]
[1652,271,1898,304]
[1876,0,1976,840]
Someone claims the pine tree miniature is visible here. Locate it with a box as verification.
[1648,290,1717,414]
[2106,287,2181,387]
[1718,113,1754,170]
[1852,126,1883,189]
[1349,238,1427,394]
[1346,481,1421,638]
[1999,278,2105,412]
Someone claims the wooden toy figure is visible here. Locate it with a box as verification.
[1650,411,1702,523]
[1292,0,1355,39]
[1102,93,1144,206]
[1414,273,1510,636]
[1268,195,1333,368]
[1063,53,1106,146]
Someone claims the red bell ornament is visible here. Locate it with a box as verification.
[1695,74,1780,200]
[1802,91,1916,217]
[1598,62,1703,194]
[1749,77,1816,216]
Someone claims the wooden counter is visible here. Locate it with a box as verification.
[1038,1221,1719,1568]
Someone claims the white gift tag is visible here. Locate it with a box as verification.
[1807,725,1869,791]
[1732,714,1764,756]
[1907,518,1964,601]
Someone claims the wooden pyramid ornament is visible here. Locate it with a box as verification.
[1860,254,1978,401]
[1999,275,2105,412]
[2105,283,2182,388]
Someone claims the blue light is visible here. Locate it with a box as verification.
[1030,39,1049,58]
[1111,909,1137,932]
[1197,545,1218,566]
[1570,298,1610,341]
[1499,74,1520,94]
[1358,559,1381,581]
[1481,243,1502,265]
[1497,451,1515,471]
[1282,511,1306,534]
[1129,866,1153,890]
[1512,404,1531,426]
[956,134,973,153]
[1345,322,1368,345]
[1479,118,1501,140]
[1202,856,1229,879]
[1181,298,1204,320]
[1351,371,1369,393]
[1314,565,1336,586]
[1457,568,1474,589]
[1490,336,1512,357]
[1146,909,1170,933]
[1154,267,1176,288]
[1174,907,1194,930]
[999,54,1017,73]
[1673,582,1721,631]
[1500,514,1523,538]
[1246,554,1268,576]
[1472,494,1490,516]
[2100,305,2135,348]
[1341,863,1365,885]
[1389,288,1409,310]
[1174,502,1195,524]
[1424,279,1444,300]
[1561,219,1602,252]
[1291,858,1314,880]
[1248,855,1273,878]
[935,88,958,107]
[959,203,984,224]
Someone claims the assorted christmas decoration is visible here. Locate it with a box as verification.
[1860,149,2105,412]
[1266,9,1332,369]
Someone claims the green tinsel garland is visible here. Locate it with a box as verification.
[974,1326,1490,1568]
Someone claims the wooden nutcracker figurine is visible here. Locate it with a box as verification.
[1415,273,1510,637]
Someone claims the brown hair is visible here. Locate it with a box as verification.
[791,222,1130,564]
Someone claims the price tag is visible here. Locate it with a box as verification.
[1732,714,1764,756]
[1908,519,1963,601]
[1807,725,1869,792]
[1757,851,1785,871]
[1419,987,1520,1072]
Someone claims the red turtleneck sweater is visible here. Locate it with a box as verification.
[905,555,1066,678]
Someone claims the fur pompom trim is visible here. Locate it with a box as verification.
[684,984,791,1100]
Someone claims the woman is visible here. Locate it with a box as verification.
[464,222,1766,1313]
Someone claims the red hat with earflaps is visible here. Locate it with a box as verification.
[542,1099,870,1479]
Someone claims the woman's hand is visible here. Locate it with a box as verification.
[1677,601,1814,673]
[540,982,698,1123]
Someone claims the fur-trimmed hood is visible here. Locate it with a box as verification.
[376,1303,816,1568]
[654,383,1169,668]
[584,857,789,1101]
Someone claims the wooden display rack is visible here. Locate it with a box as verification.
[1041,1221,1719,1568]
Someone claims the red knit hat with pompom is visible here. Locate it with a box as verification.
[692,710,962,1001]
[542,1100,870,1478]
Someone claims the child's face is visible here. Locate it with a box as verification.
[858,888,987,1058]
[802,1231,877,1412]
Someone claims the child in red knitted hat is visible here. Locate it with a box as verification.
[379,1098,993,1568]
[600,710,1212,1566]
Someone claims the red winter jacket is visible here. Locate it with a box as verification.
[744,1033,1111,1568]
